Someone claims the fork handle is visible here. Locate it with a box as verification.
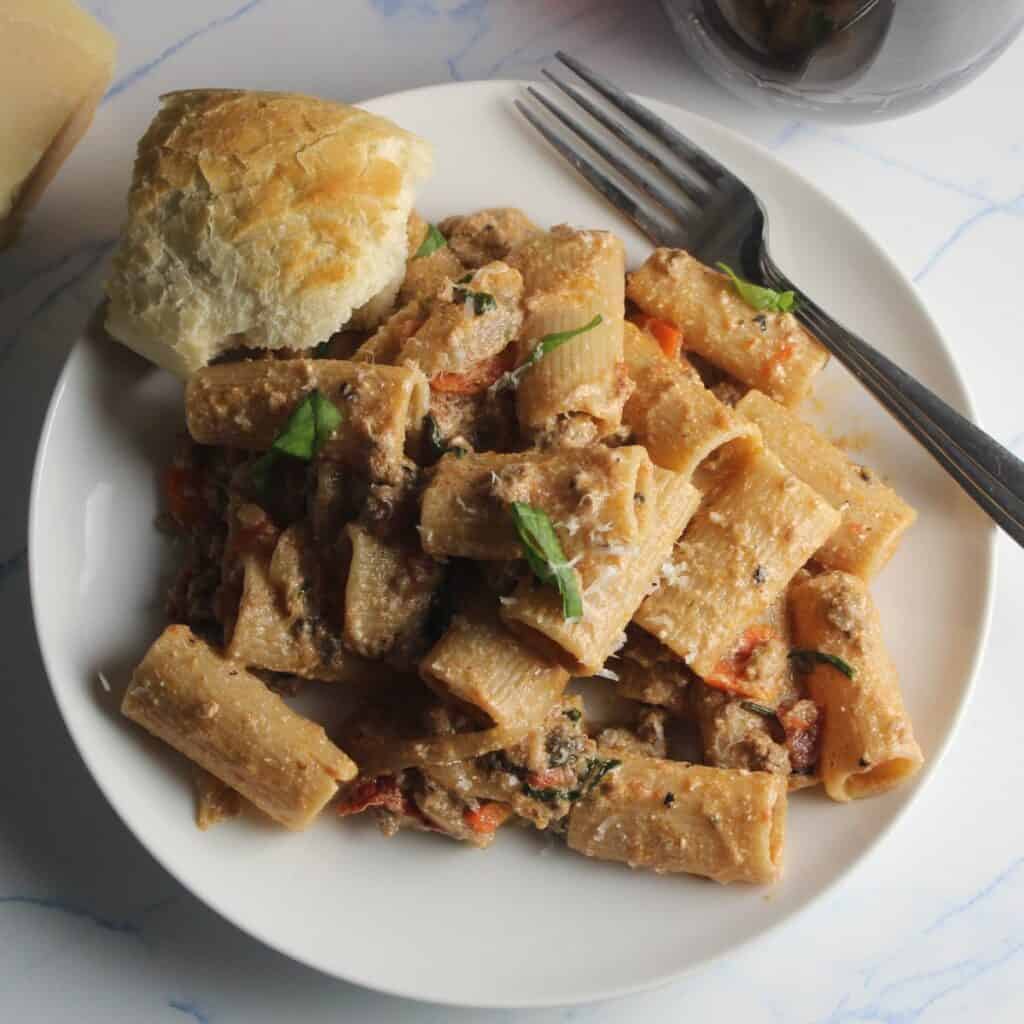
[761,258,1024,548]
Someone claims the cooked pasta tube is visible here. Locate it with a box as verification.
[634,449,840,678]
[419,605,569,728]
[789,571,923,802]
[123,625,357,830]
[352,300,427,365]
[501,468,700,674]
[567,757,787,884]
[736,390,917,578]
[397,261,523,380]
[344,523,443,661]
[622,322,761,475]
[227,528,376,684]
[510,225,628,435]
[626,249,827,406]
[399,212,466,306]
[185,359,429,483]
[419,445,654,561]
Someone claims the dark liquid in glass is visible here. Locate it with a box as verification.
[662,0,1024,121]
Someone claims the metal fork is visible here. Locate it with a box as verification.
[517,51,1024,550]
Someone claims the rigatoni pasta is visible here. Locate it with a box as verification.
[627,248,827,406]
[127,199,922,886]
[123,625,356,830]
[510,225,629,437]
[634,448,840,678]
[567,757,787,884]
[736,389,916,578]
[622,321,761,475]
[789,571,923,801]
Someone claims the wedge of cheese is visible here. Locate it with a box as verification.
[0,0,116,247]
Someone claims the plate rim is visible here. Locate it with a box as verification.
[28,78,997,1009]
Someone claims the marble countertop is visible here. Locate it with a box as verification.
[2,2,1022,1020]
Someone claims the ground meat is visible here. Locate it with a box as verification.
[438,207,542,268]
[693,683,791,775]
[778,698,822,774]
[597,708,669,759]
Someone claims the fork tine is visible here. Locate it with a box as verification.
[526,86,699,227]
[514,99,687,248]
[540,70,709,207]
[555,51,729,189]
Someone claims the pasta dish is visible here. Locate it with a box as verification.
[120,208,921,885]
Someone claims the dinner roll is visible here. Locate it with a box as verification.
[105,89,432,376]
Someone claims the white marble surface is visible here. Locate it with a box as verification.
[2,1,1023,1020]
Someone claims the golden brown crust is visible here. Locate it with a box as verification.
[105,89,432,375]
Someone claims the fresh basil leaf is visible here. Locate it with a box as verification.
[789,648,855,679]
[499,314,603,391]
[250,389,344,491]
[716,262,797,314]
[414,223,447,259]
[509,501,583,620]
[453,286,497,315]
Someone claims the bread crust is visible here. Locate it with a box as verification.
[105,89,432,375]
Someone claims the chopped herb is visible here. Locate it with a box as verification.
[789,648,855,679]
[250,389,344,492]
[570,757,621,800]
[753,564,767,585]
[457,272,474,285]
[663,792,676,807]
[510,501,583,620]
[753,314,768,333]
[740,700,776,717]
[453,286,497,315]
[414,224,447,259]
[716,262,796,314]
[311,339,332,358]
[563,708,582,722]
[502,314,602,390]
[520,756,621,805]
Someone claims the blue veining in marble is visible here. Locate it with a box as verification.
[0,895,144,940]
[924,854,1024,934]
[914,190,1024,283]
[104,0,268,103]
[169,998,212,1024]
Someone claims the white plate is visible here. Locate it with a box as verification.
[29,81,995,1008]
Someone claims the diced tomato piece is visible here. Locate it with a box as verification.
[705,625,775,697]
[336,776,406,817]
[463,801,512,835]
[430,349,514,394]
[525,767,573,789]
[162,464,209,529]
[630,313,684,359]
